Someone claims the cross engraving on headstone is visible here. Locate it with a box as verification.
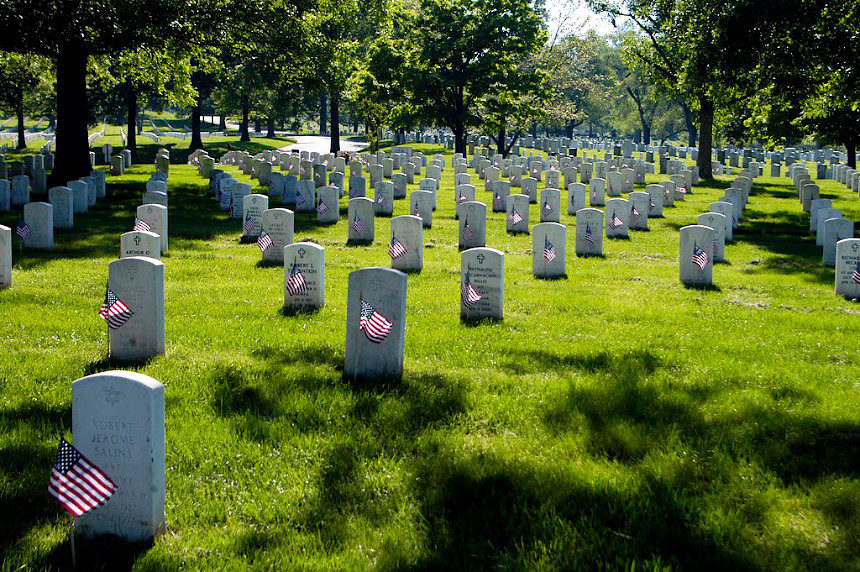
[298,248,306,258]
[134,236,141,246]
[477,254,485,264]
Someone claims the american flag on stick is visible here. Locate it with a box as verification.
[508,208,523,225]
[544,237,557,262]
[132,218,151,232]
[585,223,594,248]
[286,261,307,296]
[359,299,393,343]
[493,193,502,209]
[461,272,482,307]
[15,221,31,241]
[543,201,553,216]
[316,200,328,215]
[388,235,407,259]
[462,221,474,241]
[99,288,134,330]
[692,244,709,270]
[244,213,254,233]
[631,205,641,219]
[457,194,468,204]
[48,437,117,517]
[351,214,365,234]
[608,212,623,229]
[852,261,860,285]
[257,231,273,252]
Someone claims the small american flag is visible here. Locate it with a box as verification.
[457,194,467,204]
[852,261,860,285]
[461,272,482,307]
[585,223,594,248]
[359,299,393,343]
[712,238,718,256]
[493,193,502,209]
[388,235,407,259]
[257,231,273,252]
[631,205,640,219]
[286,262,306,296]
[244,214,254,233]
[376,194,386,207]
[462,221,474,241]
[649,198,655,210]
[351,214,365,234]
[543,201,553,216]
[678,186,687,195]
[412,205,420,217]
[15,221,31,241]
[316,201,328,215]
[296,191,306,206]
[591,189,597,203]
[133,218,151,232]
[509,174,516,182]
[99,288,134,329]
[663,188,670,199]
[692,244,709,270]
[48,437,117,517]
[608,212,623,229]
[544,237,556,262]
[508,208,523,225]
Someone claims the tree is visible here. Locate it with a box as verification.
[403,0,545,155]
[0,0,216,184]
[0,53,54,150]
[591,0,774,178]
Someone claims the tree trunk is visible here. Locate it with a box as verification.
[190,98,203,151]
[681,102,697,147]
[697,97,714,179]
[353,116,359,133]
[16,100,25,150]
[642,124,651,146]
[266,116,275,139]
[454,119,466,156]
[240,95,250,142]
[846,141,856,169]
[253,118,261,134]
[497,126,506,157]
[319,91,327,135]
[50,39,91,186]
[126,87,138,162]
[565,119,574,140]
[219,114,226,131]
[329,93,340,153]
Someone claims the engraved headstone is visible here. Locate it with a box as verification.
[646,184,664,218]
[460,248,504,321]
[575,208,603,256]
[540,189,561,223]
[506,194,529,234]
[295,180,316,212]
[823,218,854,267]
[23,202,53,249]
[567,183,586,215]
[11,175,29,206]
[316,186,340,225]
[284,242,324,309]
[72,371,165,542]
[261,208,294,263]
[120,231,161,260]
[679,225,714,287]
[374,181,395,216]
[604,198,630,238]
[107,256,165,361]
[344,267,407,380]
[49,186,74,229]
[589,178,605,207]
[834,239,860,298]
[697,212,728,263]
[136,204,168,253]
[409,191,433,228]
[389,215,423,272]
[816,208,841,246]
[628,192,650,231]
[458,201,487,249]
[532,222,566,278]
[0,225,10,289]
[347,197,375,243]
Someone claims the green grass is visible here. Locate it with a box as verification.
[1,144,859,570]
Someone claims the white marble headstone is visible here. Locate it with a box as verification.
[107,257,165,361]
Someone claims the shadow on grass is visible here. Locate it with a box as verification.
[84,354,157,376]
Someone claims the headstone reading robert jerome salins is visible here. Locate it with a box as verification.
[461,247,504,321]
[107,257,165,361]
[344,267,407,380]
[679,225,714,287]
[72,370,165,542]
[284,242,324,309]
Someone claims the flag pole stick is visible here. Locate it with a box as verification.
[69,517,77,569]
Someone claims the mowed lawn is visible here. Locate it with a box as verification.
[1,143,859,570]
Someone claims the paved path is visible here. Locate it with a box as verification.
[279,135,368,155]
